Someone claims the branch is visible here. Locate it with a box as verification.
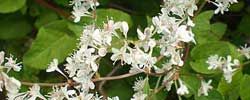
[34,0,71,18]
[98,65,122,98]
[21,81,66,87]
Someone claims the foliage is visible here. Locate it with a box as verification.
[0,0,250,100]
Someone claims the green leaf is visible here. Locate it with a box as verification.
[240,74,250,100]
[193,11,227,44]
[23,20,77,69]
[80,9,133,27]
[191,41,240,60]
[218,70,243,100]
[0,14,32,39]
[181,75,201,95]
[35,11,59,28]
[151,89,168,100]
[190,41,241,74]
[229,1,245,12]
[143,77,151,95]
[210,23,227,39]
[237,14,250,36]
[190,59,219,74]
[105,80,133,100]
[195,89,224,100]
[193,11,214,32]
[0,0,26,13]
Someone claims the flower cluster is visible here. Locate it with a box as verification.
[0,0,242,99]
[210,0,238,14]
[43,19,129,99]
[131,77,147,100]
[149,0,197,96]
[0,51,24,99]
[206,55,240,83]
[70,0,99,22]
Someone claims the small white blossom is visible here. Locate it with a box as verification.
[4,55,22,72]
[46,59,59,72]
[206,54,223,70]
[177,79,189,95]
[198,79,213,96]
[25,84,47,100]
[71,0,99,22]
[108,96,120,100]
[132,77,146,92]
[131,92,147,100]
[210,0,238,14]
[239,44,250,59]
[47,86,65,100]
[72,5,91,22]
[176,25,195,43]
[2,72,21,94]
[170,50,184,66]
[206,55,239,83]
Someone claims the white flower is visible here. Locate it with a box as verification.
[222,66,236,83]
[117,21,129,38]
[176,25,195,43]
[206,55,239,83]
[211,0,238,14]
[25,84,47,100]
[170,50,184,66]
[177,79,189,95]
[2,72,21,94]
[4,55,22,72]
[86,55,99,72]
[46,59,59,72]
[213,2,229,14]
[222,55,239,83]
[98,47,107,57]
[132,77,146,92]
[129,47,157,72]
[187,17,195,27]
[0,51,4,65]
[110,43,129,64]
[71,0,99,22]
[131,92,147,100]
[239,44,250,59]
[186,0,198,16]
[137,26,156,52]
[206,54,223,70]
[47,59,67,78]
[108,96,120,100]
[78,93,94,100]
[198,79,213,96]
[72,5,91,22]
[47,86,65,100]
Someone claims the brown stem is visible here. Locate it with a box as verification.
[182,44,190,63]
[98,65,121,98]
[21,81,66,87]
[21,69,171,87]
[34,0,71,18]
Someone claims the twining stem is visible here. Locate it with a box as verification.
[34,0,71,18]
[98,64,122,98]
